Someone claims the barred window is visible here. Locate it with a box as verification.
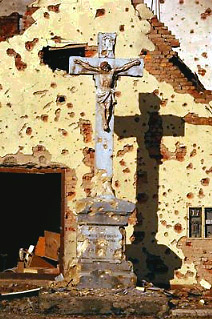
[189,207,212,238]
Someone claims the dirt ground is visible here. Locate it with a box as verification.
[1,280,212,318]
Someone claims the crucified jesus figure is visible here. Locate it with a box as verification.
[74,59,141,131]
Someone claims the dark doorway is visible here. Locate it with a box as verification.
[0,171,62,272]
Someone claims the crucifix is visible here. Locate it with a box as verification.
[69,32,143,197]
[69,33,143,289]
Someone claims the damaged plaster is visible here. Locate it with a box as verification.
[0,0,212,288]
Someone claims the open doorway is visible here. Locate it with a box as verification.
[0,168,64,278]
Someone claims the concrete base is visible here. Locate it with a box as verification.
[76,196,136,289]
[78,261,136,289]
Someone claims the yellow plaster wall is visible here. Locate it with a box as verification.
[0,0,211,287]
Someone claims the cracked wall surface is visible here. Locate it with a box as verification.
[0,0,212,288]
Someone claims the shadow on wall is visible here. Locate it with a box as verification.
[115,93,185,288]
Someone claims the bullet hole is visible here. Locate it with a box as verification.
[187,192,194,199]
[15,54,27,71]
[164,232,168,237]
[47,4,60,12]
[56,95,66,105]
[201,52,208,59]
[7,48,27,71]
[123,167,130,173]
[119,25,125,32]
[182,103,187,107]
[58,128,68,136]
[198,188,205,198]
[61,149,69,155]
[119,159,126,166]
[51,82,57,88]
[95,8,105,17]
[161,220,167,226]
[25,38,39,51]
[190,29,194,34]
[201,178,210,186]
[186,163,193,169]
[6,48,16,56]
[41,114,48,122]
[175,210,179,215]
[201,8,212,19]
[197,65,206,76]
[125,8,129,11]
[117,144,133,157]
[115,91,121,97]
[0,84,2,90]
[80,112,85,117]
[174,223,183,233]
[160,99,168,107]
[115,180,120,188]
[190,149,197,157]
[179,0,184,3]
[44,12,50,18]
[67,103,73,108]
[68,112,75,118]
[26,127,32,135]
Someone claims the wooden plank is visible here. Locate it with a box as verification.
[44,231,60,261]
[35,236,45,257]
[29,255,55,269]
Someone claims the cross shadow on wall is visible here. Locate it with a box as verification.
[115,93,184,288]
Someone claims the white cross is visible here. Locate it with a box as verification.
[69,33,143,197]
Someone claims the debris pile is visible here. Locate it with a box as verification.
[2,231,60,276]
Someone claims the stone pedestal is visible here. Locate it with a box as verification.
[75,196,136,289]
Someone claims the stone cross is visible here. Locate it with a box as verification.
[69,33,143,197]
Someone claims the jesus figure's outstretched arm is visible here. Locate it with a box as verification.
[115,59,141,74]
[74,59,99,73]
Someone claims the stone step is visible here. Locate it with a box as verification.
[170,308,212,317]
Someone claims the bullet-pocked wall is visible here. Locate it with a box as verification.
[0,0,212,288]
[144,0,212,90]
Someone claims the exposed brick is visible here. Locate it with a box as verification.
[79,119,93,143]
[22,7,39,31]
[0,13,20,42]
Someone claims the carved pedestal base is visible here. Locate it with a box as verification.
[75,196,136,289]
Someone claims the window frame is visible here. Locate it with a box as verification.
[188,207,212,239]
